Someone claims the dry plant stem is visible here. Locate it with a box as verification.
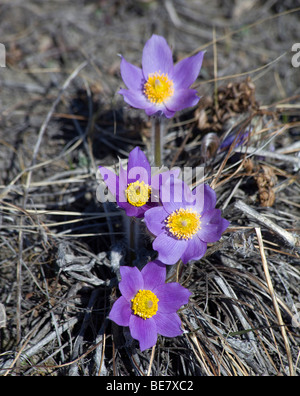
[189,5,300,59]
[235,146,300,166]
[151,116,165,168]
[1,317,79,375]
[147,345,156,376]
[25,60,88,192]
[255,228,294,376]
[123,215,138,264]
[213,27,218,111]
[235,200,300,251]
[15,61,88,347]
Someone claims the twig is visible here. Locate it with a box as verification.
[234,146,300,166]
[255,228,294,376]
[147,345,156,376]
[23,317,79,362]
[213,27,218,112]
[13,61,88,350]
[1,317,78,375]
[25,60,88,192]
[235,200,300,251]
[164,0,182,27]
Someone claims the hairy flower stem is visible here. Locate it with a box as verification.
[151,116,165,167]
[123,214,140,264]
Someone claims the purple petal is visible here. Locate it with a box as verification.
[129,315,157,351]
[151,168,181,196]
[160,107,177,119]
[154,312,183,337]
[197,224,220,243]
[119,202,140,217]
[120,56,145,91]
[220,217,230,233]
[132,205,151,218]
[141,260,166,291]
[118,196,152,217]
[153,232,187,265]
[166,88,200,112]
[180,236,207,264]
[144,104,176,118]
[197,209,229,243]
[127,147,151,185]
[118,88,150,110]
[142,35,174,78]
[109,296,132,327]
[119,88,172,117]
[161,179,195,214]
[173,51,205,89]
[117,160,128,204]
[193,184,217,214]
[98,166,118,199]
[144,206,168,236]
[119,266,144,301]
[155,283,191,313]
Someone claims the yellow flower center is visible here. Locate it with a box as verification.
[131,289,159,320]
[125,180,151,207]
[166,208,201,240]
[144,72,174,104]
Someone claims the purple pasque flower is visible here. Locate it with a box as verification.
[144,179,230,265]
[119,34,205,118]
[220,126,251,150]
[109,260,191,351]
[99,146,180,218]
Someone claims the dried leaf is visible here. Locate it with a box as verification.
[201,132,220,161]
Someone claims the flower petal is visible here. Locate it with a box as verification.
[197,209,229,243]
[133,205,152,218]
[159,107,177,119]
[127,147,151,185]
[118,88,149,110]
[166,88,200,112]
[120,56,145,91]
[109,296,132,327]
[161,179,195,214]
[98,166,119,199]
[129,315,157,351]
[119,266,144,301]
[144,206,168,236]
[180,236,207,264]
[155,283,191,313]
[142,34,174,78]
[144,104,176,118]
[116,160,128,205]
[193,183,217,214]
[153,232,187,265]
[141,260,166,291]
[197,223,220,243]
[173,51,205,89]
[119,202,141,217]
[154,311,183,338]
[151,168,181,197]
[220,217,230,234]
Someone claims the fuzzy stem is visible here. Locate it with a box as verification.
[124,216,140,265]
[129,217,137,264]
[151,116,165,167]
[123,214,135,264]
